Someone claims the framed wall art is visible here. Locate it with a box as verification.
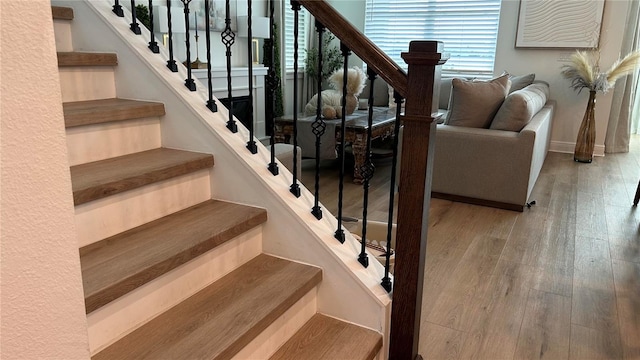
[189,0,237,32]
[515,0,605,48]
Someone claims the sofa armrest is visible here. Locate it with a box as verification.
[520,101,555,197]
[431,123,536,206]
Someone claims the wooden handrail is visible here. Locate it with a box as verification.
[297,0,408,98]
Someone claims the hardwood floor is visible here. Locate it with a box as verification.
[300,136,640,360]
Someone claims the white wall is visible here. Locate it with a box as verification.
[494,0,628,155]
[0,1,90,359]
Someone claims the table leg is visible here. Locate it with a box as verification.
[351,142,367,184]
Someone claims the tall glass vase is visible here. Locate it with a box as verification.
[574,90,597,163]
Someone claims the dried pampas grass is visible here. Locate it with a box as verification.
[561,50,640,93]
[606,51,640,84]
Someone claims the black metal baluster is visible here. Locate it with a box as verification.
[113,0,124,17]
[245,0,257,154]
[310,19,325,216]
[334,43,350,243]
[129,0,141,34]
[181,0,196,91]
[166,0,178,72]
[204,0,216,112]
[381,91,404,293]
[266,0,279,175]
[221,0,237,132]
[289,0,302,198]
[147,0,160,52]
[358,68,378,267]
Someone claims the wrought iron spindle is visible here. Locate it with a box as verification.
[334,43,350,243]
[147,0,160,52]
[221,0,237,132]
[358,68,379,267]
[310,19,325,216]
[181,0,196,91]
[204,0,216,112]
[129,0,141,34]
[165,0,178,72]
[266,0,279,175]
[381,90,404,293]
[289,0,302,198]
[112,0,124,17]
[245,0,257,154]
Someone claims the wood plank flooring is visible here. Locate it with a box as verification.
[301,135,640,360]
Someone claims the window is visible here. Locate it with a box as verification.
[284,5,308,71]
[365,0,502,78]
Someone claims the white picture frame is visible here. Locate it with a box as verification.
[190,0,237,32]
[515,0,605,48]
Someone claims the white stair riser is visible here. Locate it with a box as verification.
[75,169,212,247]
[87,227,263,355]
[66,117,161,166]
[59,67,116,102]
[54,20,73,52]
[232,288,317,360]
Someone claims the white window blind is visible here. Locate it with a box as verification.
[364,0,501,78]
[284,5,308,71]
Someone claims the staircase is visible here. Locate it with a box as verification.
[53,5,382,359]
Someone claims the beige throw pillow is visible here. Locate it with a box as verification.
[490,83,549,132]
[445,75,511,128]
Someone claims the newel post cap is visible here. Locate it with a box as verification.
[401,41,449,65]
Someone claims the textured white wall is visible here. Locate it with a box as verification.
[0,1,90,359]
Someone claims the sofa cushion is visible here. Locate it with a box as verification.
[507,73,536,93]
[439,78,453,110]
[445,75,511,128]
[490,82,549,132]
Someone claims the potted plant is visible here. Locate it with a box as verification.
[305,33,343,86]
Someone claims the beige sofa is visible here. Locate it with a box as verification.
[430,76,554,211]
[363,75,555,211]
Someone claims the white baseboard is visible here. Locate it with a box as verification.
[549,141,605,157]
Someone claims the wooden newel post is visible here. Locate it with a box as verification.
[388,41,447,360]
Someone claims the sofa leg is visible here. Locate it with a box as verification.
[526,200,536,209]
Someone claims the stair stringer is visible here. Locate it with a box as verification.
[55,0,392,357]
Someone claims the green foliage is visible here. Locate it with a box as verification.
[305,33,343,83]
[135,4,151,30]
[262,23,284,117]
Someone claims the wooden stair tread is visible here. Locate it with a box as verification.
[57,52,118,67]
[52,6,73,20]
[92,254,322,360]
[71,148,214,205]
[80,199,268,313]
[64,98,165,128]
[270,314,383,360]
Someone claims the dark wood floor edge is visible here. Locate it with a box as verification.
[57,52,118,67]
[431,192,524,212]
[52,6,74,20]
